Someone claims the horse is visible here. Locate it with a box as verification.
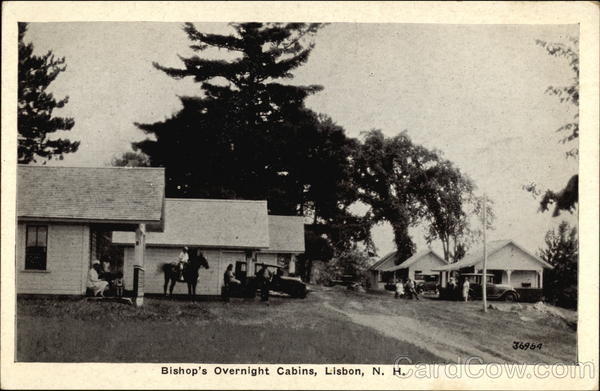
[162,248,210,298]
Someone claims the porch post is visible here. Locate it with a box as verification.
[506,269,512,287]
[538,269,543,289]
[440,271,447,288]
[134,223,146,306]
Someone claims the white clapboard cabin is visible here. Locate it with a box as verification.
[367,249,447,290]
[433,240,553,290]
[112,199,306,296]
[16,165,165,295]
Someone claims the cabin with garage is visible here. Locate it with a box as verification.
[112,198,306,296]
[16,165,165,295]
[432,240,554,301]
[367,249,446,291]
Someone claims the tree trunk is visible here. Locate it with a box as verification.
[390,219,415,263]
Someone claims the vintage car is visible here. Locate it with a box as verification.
[326,274,359,288]
[223,261,308,299]
[463,273,520,301]
[415,275,440,295]
[269,270,308,298]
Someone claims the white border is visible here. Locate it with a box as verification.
[2,2,598,390]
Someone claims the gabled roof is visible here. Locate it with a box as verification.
[382,249,447,272]
[17,165,165,229]
[112,198,269,249]
[262,215,305,254]
[369,251,400,271]
[432,240,553,271]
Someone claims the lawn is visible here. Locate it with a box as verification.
[16,287,577,364]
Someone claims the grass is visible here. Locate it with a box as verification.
[15,287,577,364]
[16,293,442,363]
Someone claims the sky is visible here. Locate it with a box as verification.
[23,22,579,257]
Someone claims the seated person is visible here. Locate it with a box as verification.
[222,264,241,301]
[87,259,109,297]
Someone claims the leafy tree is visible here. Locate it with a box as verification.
[18,23,78,163]
[111,151,150,167]
[353,129,438,262]
[536,37,579,153]
[354,129,487,264]
[420,159,493,263]
[526,38,579,216]
[539,221,578,309]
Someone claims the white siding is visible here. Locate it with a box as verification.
[486,245,544,271]
[123,247,225,295]
[408,253,447,280]
[508,270,540,288]
[17,222,89,295]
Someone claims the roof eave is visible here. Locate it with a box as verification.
[113,242,270,249]
[260,249,305,254]
[18,216,163,231]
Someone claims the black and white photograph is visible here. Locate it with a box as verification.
[2,2,598,390]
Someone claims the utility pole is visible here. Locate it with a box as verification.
[482,194,488,312]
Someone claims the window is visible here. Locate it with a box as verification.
[414,270,423,280]
[25,225,48,270]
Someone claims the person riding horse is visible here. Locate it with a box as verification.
[175,246,189,282]
[163,247,209,297]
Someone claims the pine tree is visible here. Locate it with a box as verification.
[134,23,326,205]
[18,23,78,164]
[134,23,374,265]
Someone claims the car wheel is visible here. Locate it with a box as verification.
[503,292,516,302]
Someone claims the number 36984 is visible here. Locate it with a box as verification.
[513,341,543,350]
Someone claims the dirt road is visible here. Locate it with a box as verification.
[318,287,577,364]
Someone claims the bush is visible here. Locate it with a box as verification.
[539,221,578,309]
[323,247,371,287]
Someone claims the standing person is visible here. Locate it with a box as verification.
[448,275,457,300]
[100,257,116,282]
[176,246,189,281]
[87,260,109,297]
[394,279,404,299]
[101,258,111,275]
[257,264,272,302]
[222,264,241,302]
[408,278,420,301]
[462,277,470,302]
[448,276,456,290]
